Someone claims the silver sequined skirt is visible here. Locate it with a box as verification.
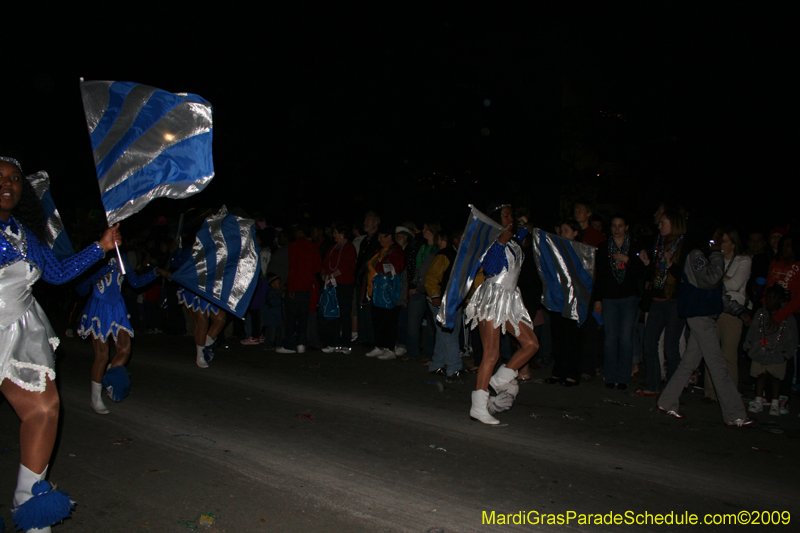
[464,280,532,337]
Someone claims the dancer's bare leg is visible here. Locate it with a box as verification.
[91,338,111,383]
[1,378,59,474]
[208,310,226,340]
[505,321,539,371]
[191,309,210,346]
[110,330,132,368]
[476,320,501,391]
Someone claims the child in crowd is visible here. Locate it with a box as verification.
[744,285,798,416]
[262,273,284,350]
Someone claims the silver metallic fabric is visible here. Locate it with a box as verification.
[80,80,214,226]
[26,171,67,253]
[207,208,227,300]
[464,239,532,336]
[0,259,58,393]
[531,229,595,325]
[437,204,504,329]
[230,214,260,310]
[96,100,213,203]
[170,206,260,319]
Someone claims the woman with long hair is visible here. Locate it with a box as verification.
[704,227,751,401]
[465,204,539,424]
[637,208,686,396]
[0,155,121,531]
[594,214,643,390]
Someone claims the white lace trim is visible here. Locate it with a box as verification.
[177,290,220,315]
[77,315,135,342]
[0,359,55,393]
[48,336,61,351]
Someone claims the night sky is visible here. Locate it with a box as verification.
[5,8,792,237]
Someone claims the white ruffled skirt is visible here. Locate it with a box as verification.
[0,298,59,393]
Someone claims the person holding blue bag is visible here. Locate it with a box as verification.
[365,225,406,360]
[321,223,357,354]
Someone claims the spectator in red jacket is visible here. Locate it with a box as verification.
[276,224,321,354]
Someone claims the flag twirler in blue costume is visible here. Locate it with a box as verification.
[26,171,74,260]
[531,228,595,326]
[170,206,261,320]
[80,80,214,226]
[436,205,505,329]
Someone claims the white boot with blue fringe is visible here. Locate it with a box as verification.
[12,464,74,533]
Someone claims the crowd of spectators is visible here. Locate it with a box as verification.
[47,203,799,419]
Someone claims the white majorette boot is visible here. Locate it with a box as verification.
[12,464,74,533]
[470,389,500,425]
[91,381,109,415]
[489,364,519,395]
[196,345,209,368]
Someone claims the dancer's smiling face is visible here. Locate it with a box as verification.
[0,161,23,221]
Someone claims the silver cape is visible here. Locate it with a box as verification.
[464,240,532,336]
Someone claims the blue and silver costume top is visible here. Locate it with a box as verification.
[77,257,159,342]
[0,216,105,392]
[464,231,532,336]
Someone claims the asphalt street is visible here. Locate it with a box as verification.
[1,332,798,532]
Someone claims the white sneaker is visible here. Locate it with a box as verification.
[748,397,764,413]
[196,354,209,368]
[351,332,358,342]
[366,347,384,357]
[275,347,297,354]
[769,400,780,416]
[296,345,306,354]
[337,347,352,354]
[394,345,407,356]
[321,346,336,353]
[377,349,396,360]
[779,395,790,415]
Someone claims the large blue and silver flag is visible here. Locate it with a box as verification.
[531,229,595,325]
[26,171,74,260]
[437,205,504,329]
[80,80,214,225]
[170,206,260,319]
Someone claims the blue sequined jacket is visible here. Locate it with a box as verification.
[0,217,105,284]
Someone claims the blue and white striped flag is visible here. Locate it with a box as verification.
[437,205,504,329]
[170,206,260,319]
[26,171,74,260]
[531,229,595,326]
[80,80,214,225]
